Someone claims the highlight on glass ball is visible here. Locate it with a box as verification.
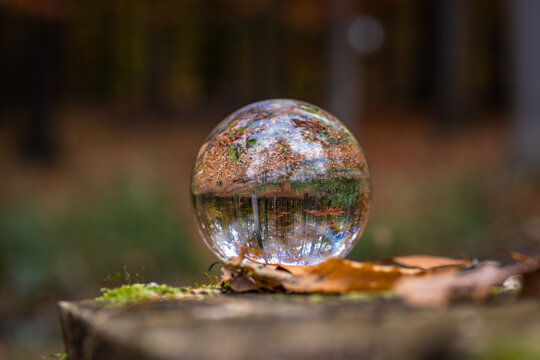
[190,99,371,265]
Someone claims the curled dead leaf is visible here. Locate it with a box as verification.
[221,261,293,292]
[494,248,540,298]
[218,248,540,309]
[393,262,535,308]
[281,258,423,293]
[221,258,424,294]
[221,266,260,292]
[496,247,540,266]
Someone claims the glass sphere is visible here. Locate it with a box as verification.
[191,99,371,265]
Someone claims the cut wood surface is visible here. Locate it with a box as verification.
[58,295,540,360]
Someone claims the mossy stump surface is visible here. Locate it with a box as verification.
[58,295,540,360]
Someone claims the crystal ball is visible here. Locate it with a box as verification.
[191,99,371,265]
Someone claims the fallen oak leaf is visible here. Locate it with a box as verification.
[493,248,540,298]
[221,250,540,303]
[275,265,293,274]
[392,269,460,308]
[393,262,533,308]
[379,255,471,270]
[280,258,423,293]
[221,258,424,294]
[221,261,293,292]
[221,265,259,292]
[495,247,540,266]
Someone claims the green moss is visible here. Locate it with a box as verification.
[42,352,68,360]
[228,145,239,163]
[96,280,222,306]
[96,283,184,305]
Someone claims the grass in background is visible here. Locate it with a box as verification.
[348,175,494,261]
[1,179,205,298]
[0,178,208,360]
[0,173,500,359]
[0,174,496,301]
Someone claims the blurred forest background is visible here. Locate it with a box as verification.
[1,0,540,358]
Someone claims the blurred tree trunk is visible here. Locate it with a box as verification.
[146,18,166,113]
[435,0,469,130]
[20,15,63,162]
[511,0,540,173]
[327,0,359,132]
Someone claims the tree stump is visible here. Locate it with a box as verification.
[58,295,540,360]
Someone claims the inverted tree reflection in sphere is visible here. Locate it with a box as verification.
[191,99,371,265]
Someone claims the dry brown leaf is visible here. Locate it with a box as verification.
[221,266,260,292]
[222,257,424,293]
[392,269,460,308]
[221,250,540,305]
[221,260,294,292]
[380,255,471,270]
[496,247,540,266]
[394,263,530,308]
[281,258,423,293]
[493,248,540,298]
